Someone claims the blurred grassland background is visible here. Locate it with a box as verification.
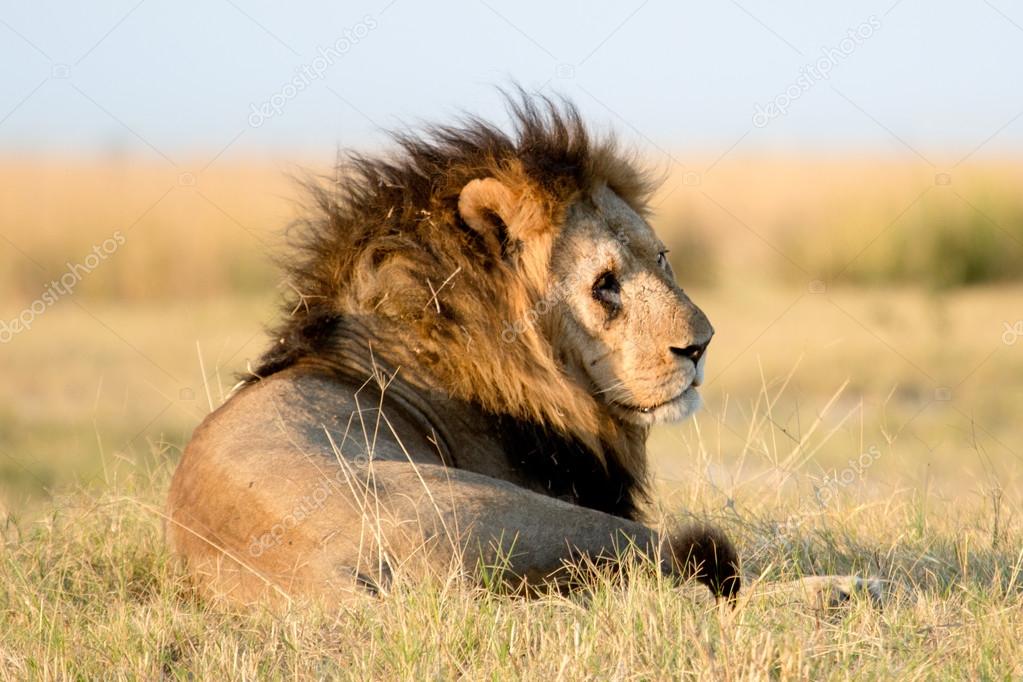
[3,151,1023,677]
[5,0,1023,673]
[1,154,1021,512]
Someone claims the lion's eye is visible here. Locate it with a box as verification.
[592,271,621,308]
[657,251,670,270]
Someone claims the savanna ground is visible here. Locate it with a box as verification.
[1,156,1021,678]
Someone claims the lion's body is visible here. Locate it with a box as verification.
[167,94,742,604]
[167,367,671,602]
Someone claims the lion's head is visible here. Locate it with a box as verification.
[251,91,712,473]
[459,175,713,428]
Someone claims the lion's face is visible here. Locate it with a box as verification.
[549,185,714,427]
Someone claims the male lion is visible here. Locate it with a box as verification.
[167,95,873,607]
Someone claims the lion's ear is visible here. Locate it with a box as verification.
[457,178,517,247]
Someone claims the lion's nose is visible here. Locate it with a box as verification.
[670,338,710,364]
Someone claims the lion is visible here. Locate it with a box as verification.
[166,93,877,608]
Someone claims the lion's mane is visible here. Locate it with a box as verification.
[248,92,661,517]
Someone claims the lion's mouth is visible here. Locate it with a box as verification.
[620,388,689,413]
[606,384,701,424]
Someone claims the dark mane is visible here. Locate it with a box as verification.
[249,90,654,385]
[243,91,658,518]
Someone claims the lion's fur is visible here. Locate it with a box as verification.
[247,92,661,516]
[163,93,890,607]
[167,91,750,605]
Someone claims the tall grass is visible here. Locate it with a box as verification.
[652,156,1023,288]
[3,156,1023,304]
[782,192,1023,288]
[0,157,290,301]
[2,154,1022,677]
[1,376,1020,678]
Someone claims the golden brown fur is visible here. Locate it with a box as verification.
[167,92,739,605]
[251,93,662,480]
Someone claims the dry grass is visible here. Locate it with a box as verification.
[1,397,1020,679]
[0,157,292,301]
[2,291,1020,678]
[2,155,1022,301]
[652,155,1023,287]
[2,155,1022,678]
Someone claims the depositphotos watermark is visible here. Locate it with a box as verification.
[752,15,881,128]
[501,229,632,344]
[248,15,379,128]
[248,455,369,557]
[777,444,882,536]
[0,231,126,344]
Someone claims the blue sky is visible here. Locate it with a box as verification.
[1,0,1022,160]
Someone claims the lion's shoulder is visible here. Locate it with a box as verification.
[204,369,435,465]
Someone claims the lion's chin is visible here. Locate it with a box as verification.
[609,386,702,427]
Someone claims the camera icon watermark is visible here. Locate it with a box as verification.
[1003,320,1023,346]
[555,63,575,79]
[808,279,827,294]
[934,172,952,186]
